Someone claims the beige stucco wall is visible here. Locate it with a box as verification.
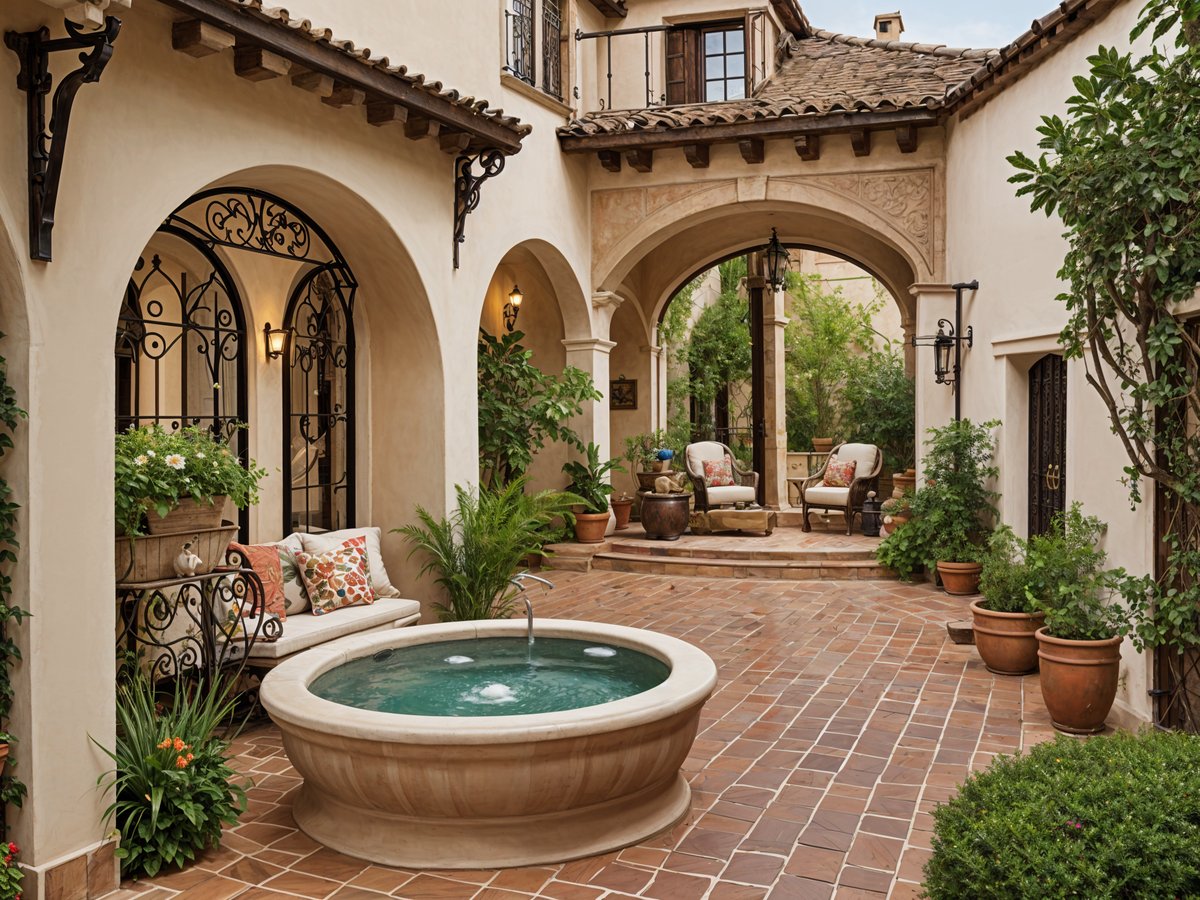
[943,0,1153,725]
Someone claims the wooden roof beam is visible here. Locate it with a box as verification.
[323,80,365,109]
[682,144,709,168]
[794,134,820,161]
[849,129,871,157]
[625,148,653,172]
[291,69,334,97]
[896,125,918,153]
[233,43,290,81]
[171,19,233,57]
[738,138,765,164]
[598,150,622,172]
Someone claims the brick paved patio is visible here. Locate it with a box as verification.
[117,570,1058,900]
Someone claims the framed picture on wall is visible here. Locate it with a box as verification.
[610,378,638,411]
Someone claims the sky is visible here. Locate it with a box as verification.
[797,1,1058,49]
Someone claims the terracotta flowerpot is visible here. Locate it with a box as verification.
[611,499,633,531]
[937,561,982,596]
[573,512,610,544]
[640,493,690,541]
[812,438,834,455]
[146,496,227,535]
[970,600,1045,675]
[0,742,9,774]
[892,469,916,499]
[1036,628,1122,734]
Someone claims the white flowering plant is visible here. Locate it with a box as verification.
[115,425,267,536]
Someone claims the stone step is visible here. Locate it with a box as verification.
[592,552,896,581]
[607,541,876,563]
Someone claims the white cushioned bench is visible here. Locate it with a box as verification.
[245,596,421,666]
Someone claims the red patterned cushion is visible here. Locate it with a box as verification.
[703,456,736,488]
[294,536,374,616]
[822,455,858,488]
[229,542,288,620]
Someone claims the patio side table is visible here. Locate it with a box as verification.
[692,508,777,536]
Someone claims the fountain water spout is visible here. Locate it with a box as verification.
[509,572,555,646]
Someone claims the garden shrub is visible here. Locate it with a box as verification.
[924,730,1200,899]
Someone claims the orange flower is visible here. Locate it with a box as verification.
[156,738,171,750]
[173,737,186,752]
[175,756,189,769]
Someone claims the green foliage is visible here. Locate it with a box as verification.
[114,426,267,537]
[622,430,673,472]
[0,336,27,824]
[924,729,1200,899]
[562,442,623,514]
[0,841,21,899]
[477,331,601,489]
[658,276,698,349]
[978,526,1036,614]
[684,276,752,428]
[397,480,581,621]
[842,348,916,472]
[876,419,999,574]
[1027,504,1130,641]
[1008,2,1200,658]
[96,676,246,879]
[785,274,879,449]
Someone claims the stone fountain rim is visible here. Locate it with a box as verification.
[260,618,718,745]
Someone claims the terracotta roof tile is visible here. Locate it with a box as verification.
[214,0,531,138]
[558,31,997,138]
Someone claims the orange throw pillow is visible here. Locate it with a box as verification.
[229,542,288,620]
[822,456,858,488]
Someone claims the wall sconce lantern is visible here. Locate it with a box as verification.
[911,280,978,421]
[504,284,523,333]
[263,323,289,360]
[763,228,790,291]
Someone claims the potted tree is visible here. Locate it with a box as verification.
[563,443,623,544]
[971,527,1044,675]
[1029,505,1129,734]
[115,426,266,583]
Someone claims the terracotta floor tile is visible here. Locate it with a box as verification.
[709,882,769,900]
[488,867,554,893]
[170,876,248,900]
[329,888,395,900]
[640,869,712,899]
[391,874,482,900]
[585,862,654,894]
[783,846,844,883]
[536,882,606,900]
[349,867,416,893]
[720,851,784,886]
[767,874,834,899]
[261,870,345,899]
[292,849,372,883]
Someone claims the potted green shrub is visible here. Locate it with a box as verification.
[875,419,999,591]
[971,527,1044,675]
[1028,505,1129,734]
[399,479,580,621]
[563,443,624,544]
[114,425,266,583]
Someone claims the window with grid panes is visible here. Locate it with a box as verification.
[702,24,745,101]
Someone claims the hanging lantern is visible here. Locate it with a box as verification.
[763,228,790,291]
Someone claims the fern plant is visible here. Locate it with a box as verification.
[398,480,580,620]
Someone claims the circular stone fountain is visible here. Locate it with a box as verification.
[259,619,717,868]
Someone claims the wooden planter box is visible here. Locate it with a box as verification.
[116,525,238,584]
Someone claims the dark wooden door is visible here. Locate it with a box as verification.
[1028,354,1067,536]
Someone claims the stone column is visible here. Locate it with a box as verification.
[643,343,663,432]
[759,278,790,509]
[562,338,616,462]
[909,283,959,476]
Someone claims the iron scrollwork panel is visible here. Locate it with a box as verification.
[453,150,507,268]
[1028,354,1067,536]
[116,568,279,685]
[284,266,355,534]
[168,190,315,262]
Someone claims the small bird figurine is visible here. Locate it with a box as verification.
[173,537,204,578]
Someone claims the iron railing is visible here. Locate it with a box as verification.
[576,24,670,110]
[541,0,562,100]
[504,0,535,86]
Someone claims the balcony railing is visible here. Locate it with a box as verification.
[576,24,670,111]
[504,0,535,86]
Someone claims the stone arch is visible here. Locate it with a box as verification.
[591,171,939,333]
[479,238,593,342]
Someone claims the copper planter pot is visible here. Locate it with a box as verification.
[640,493,690,541]
[970,600,1045,675]
[1036,628,1123,734]
[937,561,982,596]
[573,512,610,544]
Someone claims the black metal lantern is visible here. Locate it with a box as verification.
[763,228,790,291]
[861,491,882,537]
[933,325,956,384]
[263,323,289,360]
[503,284,523,332]
[911,280,978,421]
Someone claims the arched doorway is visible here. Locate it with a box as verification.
[117,188,361,537]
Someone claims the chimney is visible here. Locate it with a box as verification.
[874,11,904,41]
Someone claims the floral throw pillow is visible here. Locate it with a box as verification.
[229,542,288,620]
[294,536,374,616]
[276,534,310,616]
[822,455,858,488]
[703,456,736,488]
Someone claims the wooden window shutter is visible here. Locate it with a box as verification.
[746,11,766,93]
[666,27,700,104]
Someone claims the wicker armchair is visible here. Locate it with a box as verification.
[800,442,882,535]
[684,441,759,513]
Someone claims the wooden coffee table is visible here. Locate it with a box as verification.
[691,508,777,536]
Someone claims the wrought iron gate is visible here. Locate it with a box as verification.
[1028,354,1067,536]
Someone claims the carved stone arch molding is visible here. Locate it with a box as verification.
[590,167,943,293]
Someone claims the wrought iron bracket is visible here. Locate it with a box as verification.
[453,149,506,269]
[5,16,121,262]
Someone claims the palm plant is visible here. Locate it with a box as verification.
[398,479,580,620]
